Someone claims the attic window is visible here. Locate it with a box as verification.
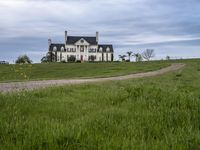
[106,47,110,52]
[81,39,84,43]
[99,47,103,52]
[61,47,64,52]
[53,46,57,51]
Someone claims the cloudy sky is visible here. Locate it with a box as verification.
[0,0,200,63]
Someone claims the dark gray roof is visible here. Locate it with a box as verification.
[49,44,65,51]
[66,36,97,45]
[98,45,114,52]
[49,43,114,53]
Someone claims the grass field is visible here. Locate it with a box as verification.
[0,59,200,149]
[0,61,170,82]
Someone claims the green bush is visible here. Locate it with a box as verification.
[67,55,76,62]
[15,55,32,64]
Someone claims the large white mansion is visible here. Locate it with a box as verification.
[48,31,114,62]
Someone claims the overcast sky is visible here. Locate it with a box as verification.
[0,0,200,63]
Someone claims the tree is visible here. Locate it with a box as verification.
[126,51,133,61]
[16,55,32,64]
[166,56,170,60]
[137,54,143,62]
[41,52,55,63]
[118,55,126,62]
[142,49,155,61]
[41,56,48,63]
[48,51,57,62]
[133,53,143,62]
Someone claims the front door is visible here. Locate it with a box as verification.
[81,55,83,61]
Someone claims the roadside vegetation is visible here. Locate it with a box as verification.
[119,49,155,62]
[0,59,200,149]
[15,55,32,64]
[0,61,170,82]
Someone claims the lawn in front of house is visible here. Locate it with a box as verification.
[0,59,200,149]
[0,61,170,82]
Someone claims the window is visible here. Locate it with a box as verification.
[89,48,96,53]
[99,47,103,52]
[89,55,96,61]
[106,47,110,52]
[53,46,57,51]
[81,39,84,43]
[61,47,64,52]
[80,46,84,52]
[73,48,76,52]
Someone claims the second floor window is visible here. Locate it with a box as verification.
[66,48,76,52]
[80,46,84,52]
[89,48,97,53]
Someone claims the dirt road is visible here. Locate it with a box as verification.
[0,63,185,93]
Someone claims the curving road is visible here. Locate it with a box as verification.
[0,63,185,93]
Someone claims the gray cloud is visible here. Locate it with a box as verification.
[0,0,200,62]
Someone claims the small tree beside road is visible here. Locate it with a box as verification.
[166,56,170,60]
[126,51,133,61]
[133,53,143,62]
[16,55,32,64]
[142,49,155,61]
[119,55,126,62]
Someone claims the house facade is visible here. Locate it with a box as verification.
[48,31,114,62]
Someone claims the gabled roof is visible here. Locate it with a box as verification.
[49,44,65,51]
[66,36,97,45]
[98,44,114,52]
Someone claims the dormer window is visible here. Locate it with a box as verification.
[106,47,110,52]
[53,46,57,51]
[99,47,103,52]
[61,47,64,52]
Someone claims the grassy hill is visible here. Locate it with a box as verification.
[0,59,200,149]
[0,61,170,82]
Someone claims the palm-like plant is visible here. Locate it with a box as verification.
[133,53,142,62]
[118,55,126,62]
[126,51,133,61]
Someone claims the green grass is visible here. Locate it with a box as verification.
[0,61,170,82]
[0,59,200,149]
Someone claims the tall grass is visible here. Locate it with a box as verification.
[0,59,200,149]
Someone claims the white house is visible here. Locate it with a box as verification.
[48,31,114,62]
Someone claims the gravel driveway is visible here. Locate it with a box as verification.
[0,63,185,93]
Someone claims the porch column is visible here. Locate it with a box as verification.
[86,45,89,61]
[79,45,81,60]
[85,45,87,61]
